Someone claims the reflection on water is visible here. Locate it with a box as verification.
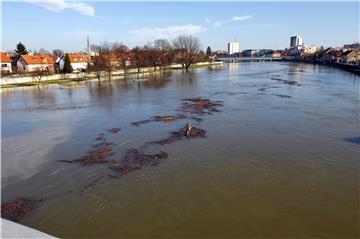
[1,62,359,238]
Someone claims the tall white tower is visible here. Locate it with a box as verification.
[290,36,303,48]
[228,41,240,55]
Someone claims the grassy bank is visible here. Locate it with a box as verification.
[1,62,223,89]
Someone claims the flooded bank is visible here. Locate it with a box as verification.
[1,62,359,238]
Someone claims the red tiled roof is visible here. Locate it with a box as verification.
[21,54,54,65]
[91,53,130,62]
[0,52,12,63]
[67,54,88,63]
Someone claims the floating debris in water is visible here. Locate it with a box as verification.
[270,77,301,86]
[96,133,106,141]
[211,91,248,97]
[344,137,360,145]
[1,198,39,222]
[82,175,105,191]
[131,114,187,127]
[178,98,223,115]
[59,145,115,166]
[149,124,207,145]
[190,117,203,122]
[108,128,120,134]
[273,94,292,98]
[92,141,114,148]
[111,149,168,175]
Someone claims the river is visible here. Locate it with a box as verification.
[1,62,359,238]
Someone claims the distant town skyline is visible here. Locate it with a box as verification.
[2,1,359,52]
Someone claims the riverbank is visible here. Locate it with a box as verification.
[0,61,223,88]
[2,219,55,238]
[282,59,360,76]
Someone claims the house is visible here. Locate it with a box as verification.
[53,55,61,73]
[60,53,88,72]
[341,50,360,64]
[17,54,54,72]
[271,51,281,57]
[242,49,260,57]
[265,51,281,57]
[317,48,342,63]
[0,52,12,73]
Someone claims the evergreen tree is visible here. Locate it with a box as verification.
[15,42,28,55]
[206,46,212,56]
[63,54,73,73]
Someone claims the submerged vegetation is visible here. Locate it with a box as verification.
[2,97,223,222]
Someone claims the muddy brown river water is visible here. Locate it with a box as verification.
[1,62,359,238]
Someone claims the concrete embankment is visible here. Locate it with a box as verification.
[1,219,56,238]
[328,62,360,75]
[282,59,360,76]
[0,62,223,87]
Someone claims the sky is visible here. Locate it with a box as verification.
[1,1,359,53]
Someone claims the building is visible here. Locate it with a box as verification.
[317,48,342,63]
[60,53,88,72]
[302,45,317,54]
[271,51,281,57]
[290,36,303,48]
[91,53,120,67]
[17,54,54,72]
[0,52,12,73]
[213,50,228,58]
[228,41,240,55]
[341,50,360,64]
[344,42,360,50]
[242,49,259,57]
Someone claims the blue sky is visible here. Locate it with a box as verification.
[1,1,359,52]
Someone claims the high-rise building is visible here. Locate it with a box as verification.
[290,36,303,48]
[228,41,240,55]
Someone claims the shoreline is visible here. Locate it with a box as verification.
[0,61,223,89]
[282,59,360,76]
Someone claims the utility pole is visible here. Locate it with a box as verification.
[87,36,91,64]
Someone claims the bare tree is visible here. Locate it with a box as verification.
[90,44,101,53]
[131,47,144,73]
[172,35,202,70]
[32,66,51,86]
[141,47,161,70]
[37,48,51,54]
[113,42,129,73]
[90,54,106,85]
[154,39,172,51]
[52,49,64,57]
[97,42,120,81]
[153,39,174,69]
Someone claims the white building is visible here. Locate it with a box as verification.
[290,36,303,48]
[60,54,88,73]
[1,52,12,73]
[228,41,240,55]
[302,45,317,54]
[17,54,54,72]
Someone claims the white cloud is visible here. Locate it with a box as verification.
[25,0,95,16]
[205,15,252,27]
[232,15,252,21]
[129,25,207,40]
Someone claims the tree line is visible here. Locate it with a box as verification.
[10,35,213,81]
[87,35,211,82]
